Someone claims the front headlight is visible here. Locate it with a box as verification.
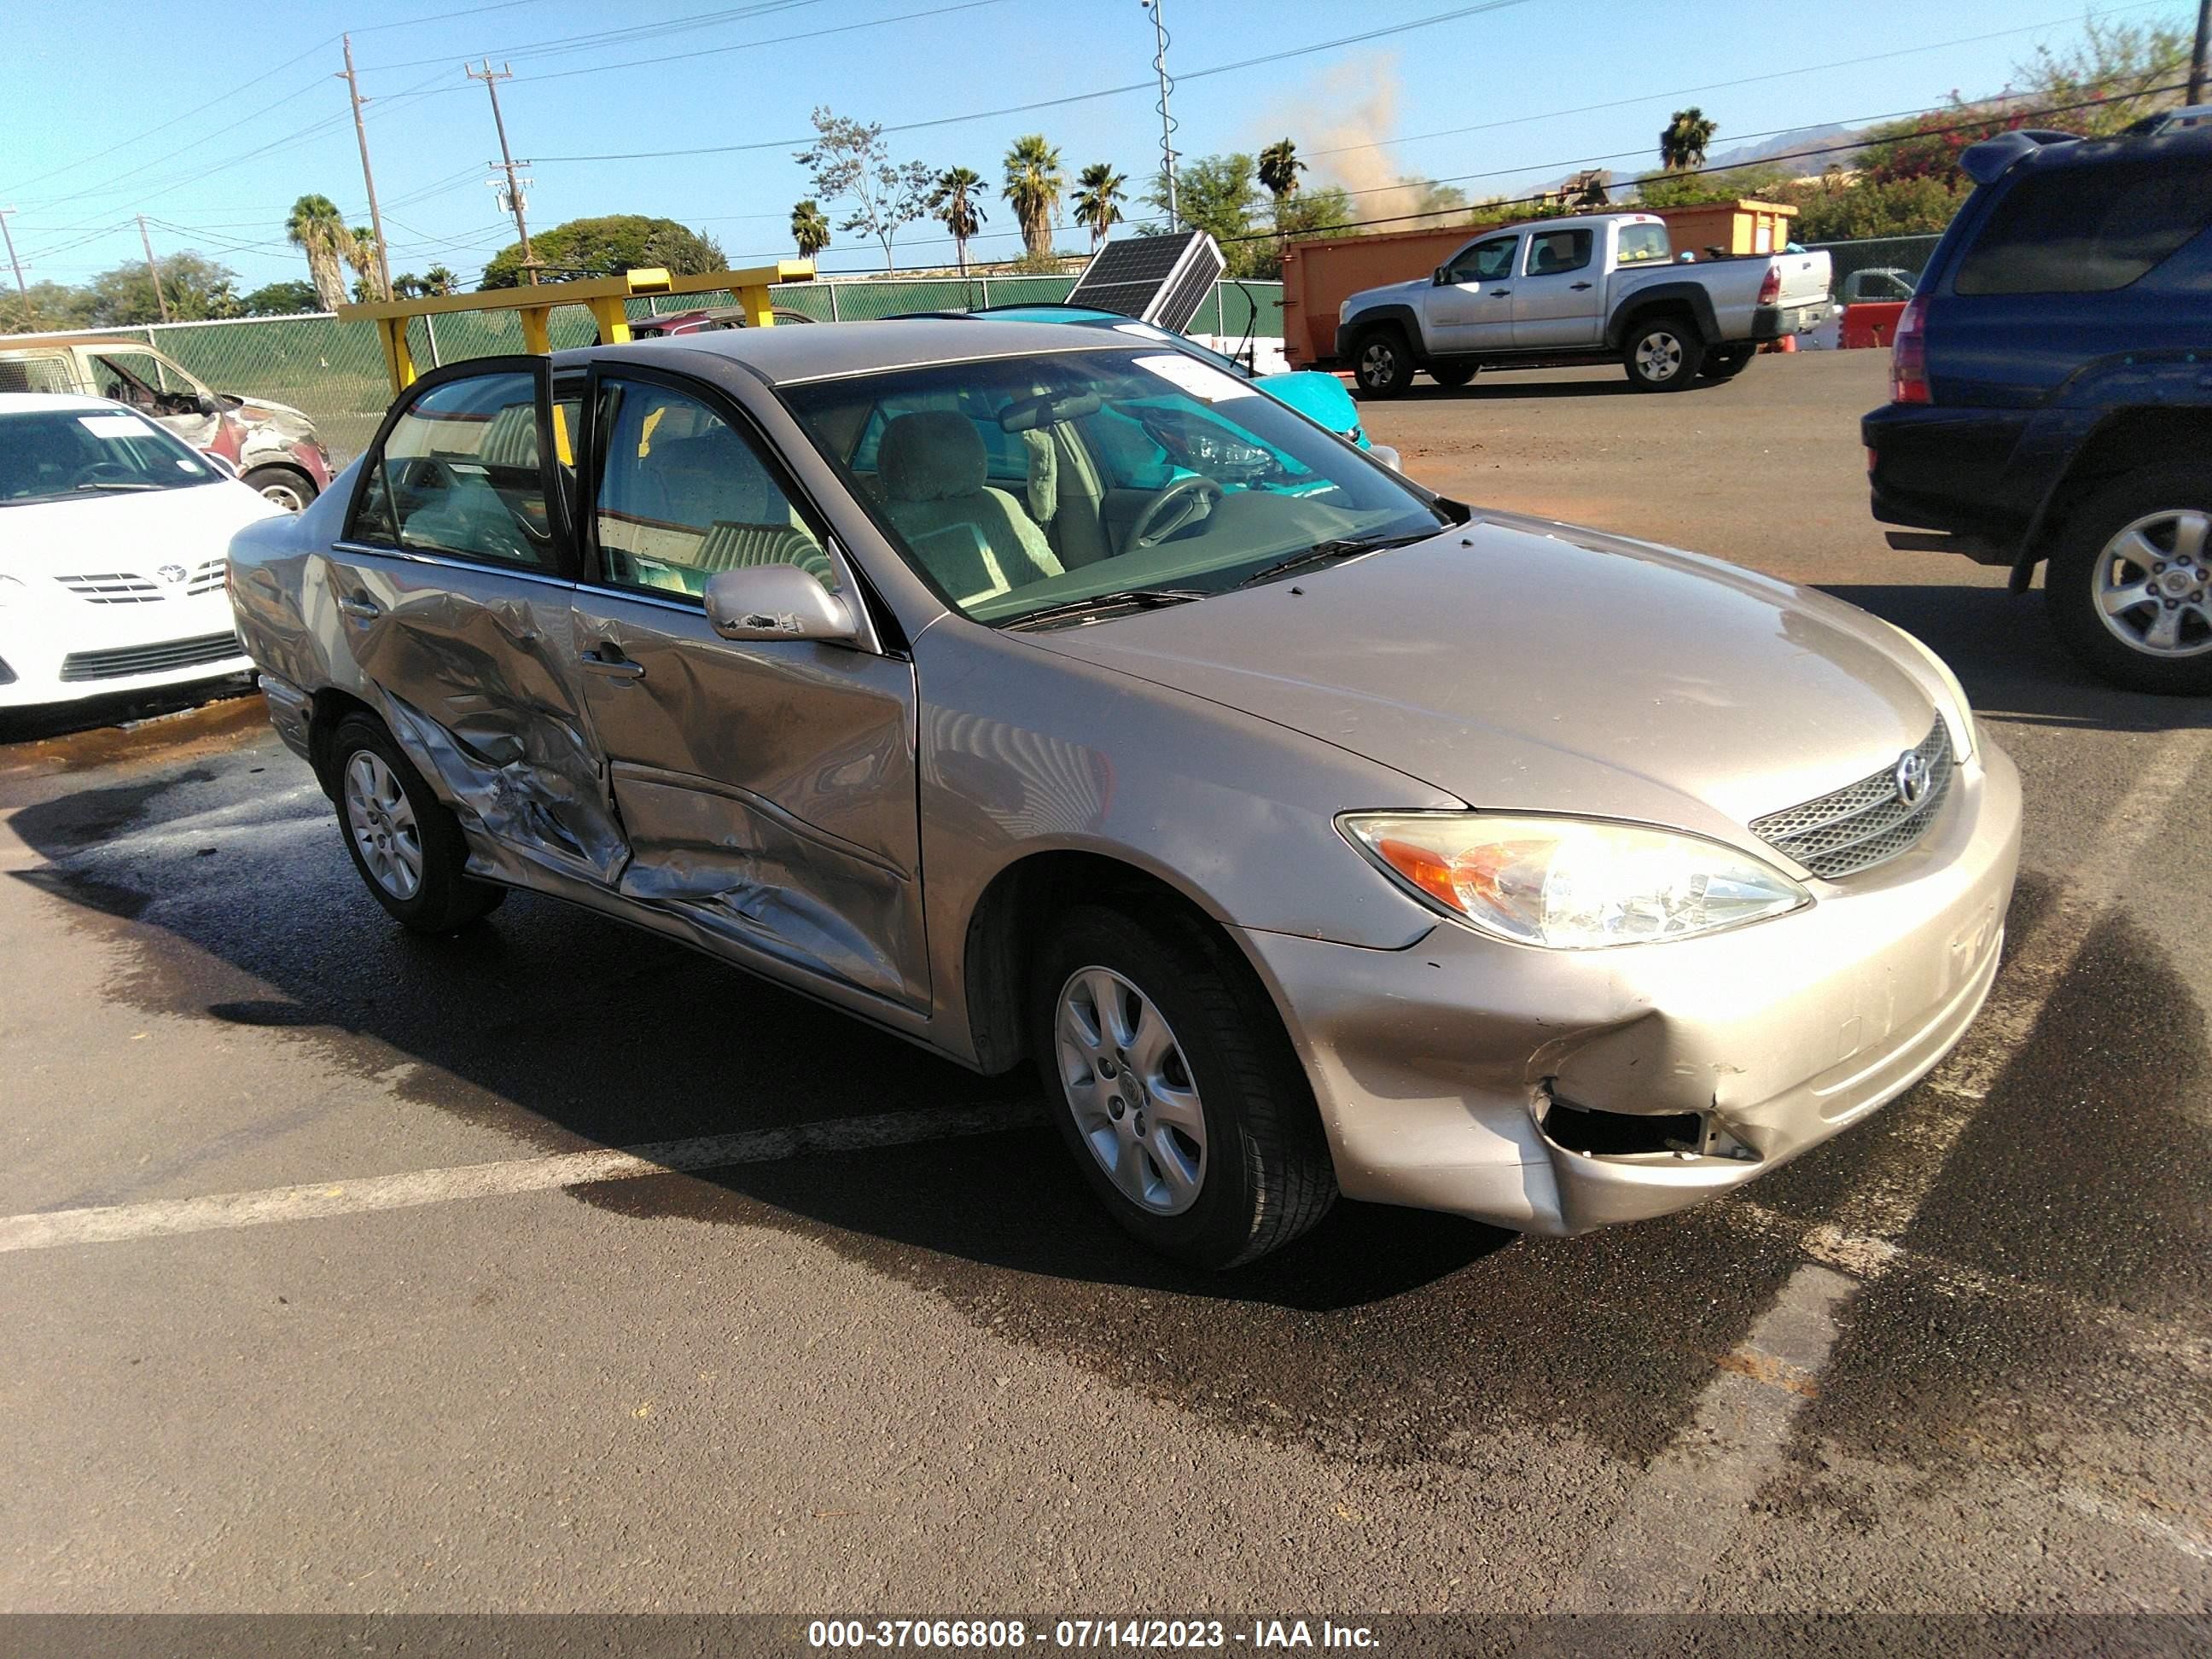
[1340,812,1810,949]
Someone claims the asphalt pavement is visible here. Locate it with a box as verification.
[3,349,2209,1639]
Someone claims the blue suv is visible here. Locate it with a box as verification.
[1862,109,2212,693]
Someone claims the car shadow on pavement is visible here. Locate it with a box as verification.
[1819,583,2212,733]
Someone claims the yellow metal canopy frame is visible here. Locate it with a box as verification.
[338,261,814,394]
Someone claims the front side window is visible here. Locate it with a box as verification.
[591,379,837,601]
[1525,229,1593,276]
[1446,236,1520,283]
[348,370,556,568]
[90,351,204,416]
[783,348,1448,627]
[0,407,223,507]
[1616,223,1672,265]
[1956,160,2212,295]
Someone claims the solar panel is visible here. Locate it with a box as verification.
[1065,230,1227,331]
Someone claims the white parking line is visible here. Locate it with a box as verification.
[0,1102,1039,1254]
[1550,727,2211,1613]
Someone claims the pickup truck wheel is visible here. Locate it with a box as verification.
[329,713,506,932]
[1351,327,1416,399]
[1032,905,1336,1269]
[1622,317,1704,391]
[1428,362,1477,388]
[1697,346,1755,381]
[2046,468,2212,695]
[242,465,317,512]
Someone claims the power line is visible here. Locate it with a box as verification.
[362,0,835,73]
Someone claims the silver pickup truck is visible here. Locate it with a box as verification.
[1336,212,1832,395]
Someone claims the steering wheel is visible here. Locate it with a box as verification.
[70,461,137,489]
[1126,474,1224,550]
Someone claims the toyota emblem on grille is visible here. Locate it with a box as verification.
[1893,748,1932,808]
[156,563,188,586]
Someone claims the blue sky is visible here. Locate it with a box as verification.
[0,0,2193,293]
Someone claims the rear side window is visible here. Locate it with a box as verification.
[1955,159,2212,295]
[0,356,76,394]
[1525,230,1593,276]
[1616,224,1671,265]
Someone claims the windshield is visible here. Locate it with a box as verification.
[0,407,224,508]
[782,347,1445,626]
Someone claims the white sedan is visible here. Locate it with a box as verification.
[1,393,278,708]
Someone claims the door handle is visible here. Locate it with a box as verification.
[1490,288,1511,297]
[1570,282,1592,291]
[579,648,645,682]
[336,596,380,620]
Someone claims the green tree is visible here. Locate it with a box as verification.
[1256,138,1305,242]
[0,280,97,333]
[481,215,725,288]
[929,169,987,272]
[285,194,357,312]
[83,252,242,325]
[241,279,322,316]
[790,200,832,260]
[1658,107,1718,172]
[795,108,935,271]
[2018,15,2192,136]
[1071,162,1126,253]
[1002,134,1065,261]
[422,265,458,296]
[1146,152,1273,274]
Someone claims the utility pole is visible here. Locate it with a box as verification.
[469,60,537,285]
[1141,0,1178,230]
[2191,0,2209,106]
[135,214,171,324]
[338,34,393,302]
[0,208,31,329]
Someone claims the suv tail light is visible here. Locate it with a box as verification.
[1891,296,1930,405]
[1755,265,1782,307]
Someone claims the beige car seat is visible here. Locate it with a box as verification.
[877,410,1063,604]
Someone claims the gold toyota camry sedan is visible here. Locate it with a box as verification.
[227,320,2021,1268]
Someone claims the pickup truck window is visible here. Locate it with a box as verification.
[1446,236,1519,283]
[1526,230,1593,276]
[1616,224,1671,265]
[1956,160,2212,295]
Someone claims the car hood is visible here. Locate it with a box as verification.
[1,479,280,566]
[1345,279,1432,315]
[1253,370,1362,440]
[1022,514,1946,841]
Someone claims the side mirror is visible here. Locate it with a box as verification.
[1432,266,1450,286]
[704,564,860,645]
[203,451,240,480]
[1365,444,1402,473]
[195,393,221,416]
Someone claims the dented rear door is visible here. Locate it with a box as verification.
[567,368,927,1010]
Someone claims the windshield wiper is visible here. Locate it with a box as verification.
[1002,586,1209,632]
[1238,528,1439,589]
[75,480,159,492]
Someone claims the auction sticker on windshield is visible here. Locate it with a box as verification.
[1131,353,1255,401]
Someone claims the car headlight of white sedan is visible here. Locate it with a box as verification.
[1340,812,1811,948]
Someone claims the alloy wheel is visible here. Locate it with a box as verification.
[1359,340,1398,387]
[1635,330,1684,381]
[2094,508,2212,659]
[259,479,307,512]
[344,749,424,900]
[1055,966,1207,1215]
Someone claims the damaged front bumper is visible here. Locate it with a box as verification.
[1235,742,2022,1236]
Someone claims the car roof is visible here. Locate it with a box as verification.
[2008,121,2212,177]
[0,391,122,413]
[0,335,157,352]
[565,317,1124,385]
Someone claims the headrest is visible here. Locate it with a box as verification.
[879,410,986,502]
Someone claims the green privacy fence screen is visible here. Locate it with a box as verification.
[15,276,1287,463]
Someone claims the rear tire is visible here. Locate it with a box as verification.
[1030,905,1336,1269]
[1428,362,1477,388]
[328,713,506,932]
[1622,315,1705,391]
[2044,466,2212,695]
[242,465,317,512]
[1698,345,1754,381]
[1351,327,1416,399]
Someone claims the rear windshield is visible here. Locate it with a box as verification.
[1955,157,2212,295]
[0,407,223,508]
[1616,223,1672,265]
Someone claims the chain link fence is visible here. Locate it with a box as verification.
[1806,234,1943,300]
[5,276,1285,464]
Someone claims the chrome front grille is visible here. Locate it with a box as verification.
[1750,719,1954,880]
[55,559,224,603]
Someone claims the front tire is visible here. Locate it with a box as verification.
[1351,327,1416,399]
[242,465,317,512]
[2045,467,2212,694]
[328,713,505,932]
[1429,361,1477,388]
[1622,316,1705,391]
[1031,905,1336,1269]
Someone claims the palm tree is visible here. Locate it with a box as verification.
[1257,139,1304,242]
[392,272,425,300]
[422,265,457,296]
[790,199,831,260]
[1658,108,1718,172]
[930,168,987,274]
[1071,163,1126,253]
[1002,134,1064,261]
[344,224,383,304]
[285,194,357,312]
